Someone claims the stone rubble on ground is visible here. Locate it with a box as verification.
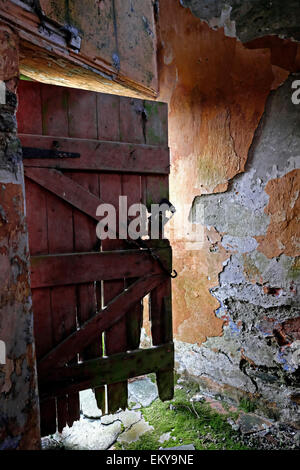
[174,385,183,390]
[190,393,205,402]
[227,418,240,432]
[42,377,158,450]
[101,409,142,428]
[61,418,122,450]
[240,422,300,450]
[158,432,173,443]
[237,412,274,435]
[128,377,158,408]
[80,389,102,419]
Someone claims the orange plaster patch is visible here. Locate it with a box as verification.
[172,227,229,345]
[256,169,300,258]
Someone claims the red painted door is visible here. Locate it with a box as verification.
[17,80,174,436]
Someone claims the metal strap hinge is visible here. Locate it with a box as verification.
[22,146,80,160]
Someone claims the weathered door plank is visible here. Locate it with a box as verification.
[25,178,57,436]
[101,173,128,413]
[122,173,144,351]
[46,182,80,430]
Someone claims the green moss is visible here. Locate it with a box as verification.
[148,373,156,384]
[144,101,158,119]
[115,383,250,450]
[174,371,181,384]
[288,257,300,280]
[147,127,161,145]
[239,397,257,414]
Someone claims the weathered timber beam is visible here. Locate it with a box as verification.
[39,343,174,401]
[25,167,101,221]
[30,248,170,288]
[21,135,170,173]
[0,2,157,99]
[38,274,167,376]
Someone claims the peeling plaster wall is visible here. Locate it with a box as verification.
[158,1,300,425]
[0,25,40,449]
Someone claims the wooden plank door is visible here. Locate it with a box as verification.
[17,80,174,436]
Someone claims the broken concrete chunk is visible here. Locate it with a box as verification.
[159,432,173,443]
[190,393,205,402]
[128,377,158,408]
[61,418,122,450]
[101,410,142,429]
[237,413,274,435]
[80,389,102,419]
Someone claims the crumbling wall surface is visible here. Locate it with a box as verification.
[187,76,300,424]
[158,1,300,425]
[0,24,40,449]
[181,0,300,42]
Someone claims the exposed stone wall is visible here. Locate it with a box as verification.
[181,0,300,42]
[0,24,40,449]
[158,1,300,425]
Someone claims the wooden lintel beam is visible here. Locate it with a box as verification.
[0,2,158,99]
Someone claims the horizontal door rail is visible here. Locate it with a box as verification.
[30,248,170,288]
[20,135,170,174]
[39,343,174,400]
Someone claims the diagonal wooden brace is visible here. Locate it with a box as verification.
[38,273,168,377]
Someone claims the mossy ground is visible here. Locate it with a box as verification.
[238,397,257,414]
[115,379,250,450]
